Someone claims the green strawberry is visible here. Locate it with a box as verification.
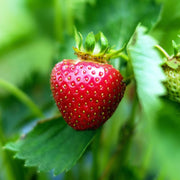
[157,39,180,103]
[163,58,180,103]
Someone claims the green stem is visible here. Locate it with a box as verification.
[115,92,138,164]
[119,53,129,61]
[128,92,138,123]
[155,45,170,59]
[92,129,101,180]
[0,113,16,180]
[0,79,44,118]
[141,145,152,179]
[54,0,63,42]
[100,93,138,179]
[0,114,6,145]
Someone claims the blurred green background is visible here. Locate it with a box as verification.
[0,0,180,180]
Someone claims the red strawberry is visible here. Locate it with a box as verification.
[51,59,125,130]
[50,31,126,130]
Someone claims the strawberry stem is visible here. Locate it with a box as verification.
[155,41,180,69]
[155,44,170,59]
[119,53,129,61]
[0,117,15,180]
[100,93,138,179]
[0,79,44,118]
[92,128,101,180]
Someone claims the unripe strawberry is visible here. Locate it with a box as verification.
[50,31,126,130]
[156,40,180,103]
[163,61,180,103]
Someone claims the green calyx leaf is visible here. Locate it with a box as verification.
[95,32,109,53]
[85,32,96,53]
[165,56,180,69]
[168,39,180,69]
[73,30,127,62]
[74,27,83,51]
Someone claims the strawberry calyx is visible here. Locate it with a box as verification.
[166,40,180,69]
[74,29,126,63]
[165,55,180,69]
[155,38,180,69]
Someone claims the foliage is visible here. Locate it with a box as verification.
[127,25,166,116]
[1,0,180,180]
[5,116,96,175]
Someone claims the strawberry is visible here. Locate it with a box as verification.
[156,40,180,103]
[50,31,126,130]
[163,58,180,103]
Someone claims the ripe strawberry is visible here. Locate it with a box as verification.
[50,31,126,130]
[51,59,125,130]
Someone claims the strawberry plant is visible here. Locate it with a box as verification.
[1,0,180,180]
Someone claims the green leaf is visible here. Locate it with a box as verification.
[5,117,96,175]
[85,32,96,52]
[84,0,161,45]
[127,25,166,116]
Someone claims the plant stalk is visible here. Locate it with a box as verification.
[155,45,170,59]
[100,92,138,179]
[92,129,101,180]
[0,79,44,119]
[0,113,16,180]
